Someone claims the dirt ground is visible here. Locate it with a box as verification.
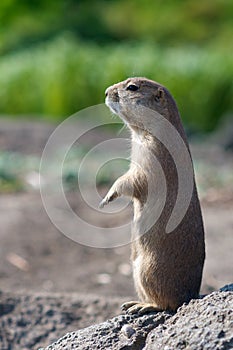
[0,119,232,301]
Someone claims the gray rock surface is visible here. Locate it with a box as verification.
[0,286,232,350]
[0,291,124,349]
[42,285,233,350]
[144,290,233,350]
[41,312,171,350]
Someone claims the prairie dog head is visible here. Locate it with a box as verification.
[105,77,181,134]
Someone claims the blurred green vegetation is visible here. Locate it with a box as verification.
[0,151,35,193]
[0,0,233,132]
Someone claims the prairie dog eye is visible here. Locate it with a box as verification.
[126,84,139,91]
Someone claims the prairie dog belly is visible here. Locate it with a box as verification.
[132,254,149,302]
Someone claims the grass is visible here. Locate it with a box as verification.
[0,35,232,132]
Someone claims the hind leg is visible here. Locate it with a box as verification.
[121,273,161,315]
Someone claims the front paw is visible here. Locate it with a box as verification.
[99,190,118,208]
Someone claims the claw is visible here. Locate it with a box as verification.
[121,301,160,315]
[121,301,139,311]
[99,199,107,208]
[99,191,118,209]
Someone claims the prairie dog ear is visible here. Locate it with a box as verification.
[154,87,165,103]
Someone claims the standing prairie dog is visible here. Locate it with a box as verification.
[100,77,205,314]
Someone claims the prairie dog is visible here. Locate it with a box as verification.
[101,77,205,314]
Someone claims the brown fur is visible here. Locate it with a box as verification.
[101,77,205,312]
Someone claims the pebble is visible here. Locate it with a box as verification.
[121,324,135,338]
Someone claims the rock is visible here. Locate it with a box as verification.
[220,284,233,292]
[0,285,232,350]
[42,285,233,350]
[41,312,171,350]
[0,291,124,349]
[144,289,233,350]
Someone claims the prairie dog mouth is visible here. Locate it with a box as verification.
[105,96,120,115]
